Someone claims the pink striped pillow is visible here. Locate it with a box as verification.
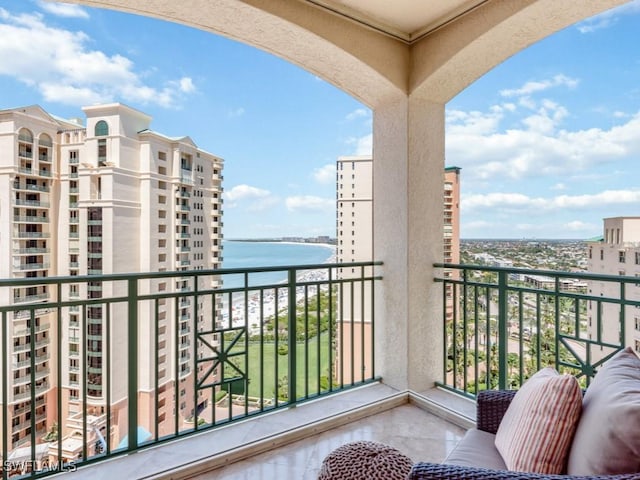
[494,368,582,474]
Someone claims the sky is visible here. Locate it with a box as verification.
[1,1,640,239]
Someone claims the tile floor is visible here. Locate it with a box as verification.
[190,404,466,479]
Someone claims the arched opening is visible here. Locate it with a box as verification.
[442,2,640,394]
[18,127,33,143]
[94,120,109,137]
[38,133,52,147]
[0,1,635,476]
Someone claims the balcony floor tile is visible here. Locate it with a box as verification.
[191,403,465,479]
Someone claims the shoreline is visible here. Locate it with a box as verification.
[220,258,336,333]
[224,239,336,250]
[219,240,337,332]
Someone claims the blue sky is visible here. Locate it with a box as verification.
[1,2,640,239]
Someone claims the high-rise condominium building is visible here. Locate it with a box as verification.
[0,104,223,458]
[587,217,640,358]
[444,166,461,266]
[335,156,460,382]
[335,158,460,265]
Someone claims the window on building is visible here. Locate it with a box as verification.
[620,251,626,263]
[98,139,107,165]
[19,127,33,143]
[95,120,109,137]
[600,249,604,260]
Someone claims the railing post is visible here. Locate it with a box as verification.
[287,269,297,405]
[497,271,508,390]
[127,277,138,452]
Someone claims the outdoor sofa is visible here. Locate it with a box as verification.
[319,348,640,480]
[408,347,640,480]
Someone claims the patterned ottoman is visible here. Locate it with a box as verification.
[318,440,413,479]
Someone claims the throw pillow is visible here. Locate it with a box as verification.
[494,367,582,474]
[567,347,640,475]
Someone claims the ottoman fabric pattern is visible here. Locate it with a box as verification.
[318,440,413,480]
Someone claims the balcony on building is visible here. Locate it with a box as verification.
[0,1,633,479]
[1,250,628,478]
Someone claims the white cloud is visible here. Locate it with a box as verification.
[37,1,89,19]
[518,96,537,110]
[462,189,640,212]
[39,82,105,105]
[347,133,372,155]
[178,77,195,93]
[464,220,494,230]
[550,183,566,191]
[576,0,640,33]
[515,223,545,232]
[313,164,336,184]
[0,9,195,107]
[285,195,334,213]
[446,108,502,136]
[223,184,270,202]
[246,196,279,212]
[223,184,276,211]
[521,101,568,134]
[446,92,640,180]
[499,74,579,98]
[345,108,368,121]
[565,220,595,231]
[228,107,245,118]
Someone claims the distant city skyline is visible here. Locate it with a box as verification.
[1,1,640,239]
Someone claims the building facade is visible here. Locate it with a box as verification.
[335,156,460,383]
[0,104,223,459]
[443,167,461,267]
[587,217,640,359]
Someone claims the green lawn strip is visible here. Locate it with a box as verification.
[232,331,331,400]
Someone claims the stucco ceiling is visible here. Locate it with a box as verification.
[303,0,490,42]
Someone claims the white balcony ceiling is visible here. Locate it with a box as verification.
[303,0,488,42]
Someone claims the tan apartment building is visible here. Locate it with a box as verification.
[444,167,461,267]
[0,104,223,460]
[587,217,640,359]
[335,156,460,384]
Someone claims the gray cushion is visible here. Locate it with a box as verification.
[567,347,640,475]
[444,428,507,471]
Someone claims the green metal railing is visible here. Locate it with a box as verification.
[435,263,630,398]
[0,261,380,478]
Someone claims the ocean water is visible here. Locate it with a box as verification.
[221,240,335,288]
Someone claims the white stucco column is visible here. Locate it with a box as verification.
[373,94,445,392]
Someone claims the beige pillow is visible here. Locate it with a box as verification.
[567,347,640,475]
[494,367,582,474]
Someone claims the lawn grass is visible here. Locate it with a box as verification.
[229,331,333,400]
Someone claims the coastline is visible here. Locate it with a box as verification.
[272,241,335,251]
[219,242,337,333]
[225,238,335,250]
